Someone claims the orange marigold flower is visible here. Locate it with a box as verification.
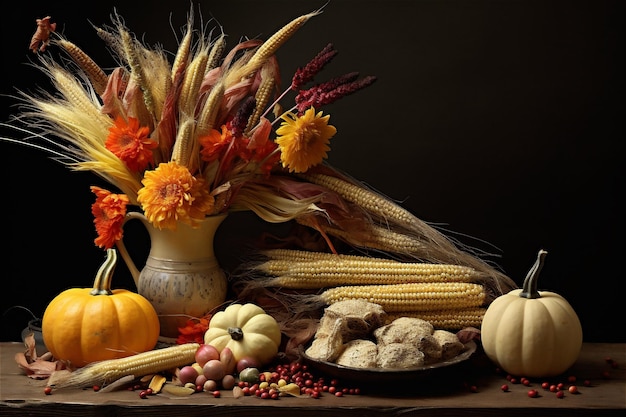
[105,116,157,172]
[90,186,129,249]
[275,107,337,173]
[137,161,215,230]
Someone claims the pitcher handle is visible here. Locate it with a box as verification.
[115,211,148,289]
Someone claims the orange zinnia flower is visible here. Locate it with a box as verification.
[199,125,235,163]
[105,116,157,172]
[137,162,215,230]
[90,186,129,249]
[275,107,337,173]
[176,314,211,345]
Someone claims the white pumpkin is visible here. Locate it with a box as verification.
[481,250,583,378]
[203,303,282,367]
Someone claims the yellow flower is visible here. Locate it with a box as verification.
[275,107,337,173]
[137,162,215,230]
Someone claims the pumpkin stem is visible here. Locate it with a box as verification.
[228,327,244,341]
[519,249,547,299]
[90,249,117,296]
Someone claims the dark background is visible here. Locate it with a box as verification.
[1,0,623,343]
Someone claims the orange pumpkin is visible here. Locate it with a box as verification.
[42,249,160,367]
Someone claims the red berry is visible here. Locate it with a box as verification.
[568,385,578,394]
[93,385,101,392]
[139,390,149,399]
[549,385,558,392]
[528,389,539,398]
[541,381,550,390]
[213,390,221,398]
[567,375,576,383]
[583,379,592,387]
[44,387,52,395]
[556,390,565,399]
[501,384,509,392]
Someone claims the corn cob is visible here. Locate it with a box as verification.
[57,39,109,95]
[319,282,486,312]
[303,172,419,232]
[296,216,427,254]
[258,259,481,289]
[170,117,196,169]
[261,248,396,263]
[207,34,226,73]
[49,343,199,390]
[385,308,486,330]
[179,51,209,116]
[245,64,275,135]
[171,22,193,81]
[196,82,225,136]
[231,10,320,81]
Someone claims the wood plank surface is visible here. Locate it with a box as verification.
[1,342,624,416]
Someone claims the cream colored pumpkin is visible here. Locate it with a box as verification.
[481,250,583,378]
[203,303,282,366]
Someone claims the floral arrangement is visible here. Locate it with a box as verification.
[6,8,374,250]
[4,6,526,359]
[4,7,518,328]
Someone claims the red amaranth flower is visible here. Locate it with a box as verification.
[296,75,377,114]
[291,43,338,90]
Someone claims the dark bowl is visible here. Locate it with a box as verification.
[299,340,477,386]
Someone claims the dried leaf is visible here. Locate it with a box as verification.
[148,374,167,393]
[232,386,244,398]
[15,335,61,379]
[161,384,195,396]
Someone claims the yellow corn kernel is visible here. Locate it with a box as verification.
[385,308,487,330]
[258,259,480,289]
[51,343,199,390]
[319,282,486,312]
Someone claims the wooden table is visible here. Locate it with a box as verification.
[1,342,624,416]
